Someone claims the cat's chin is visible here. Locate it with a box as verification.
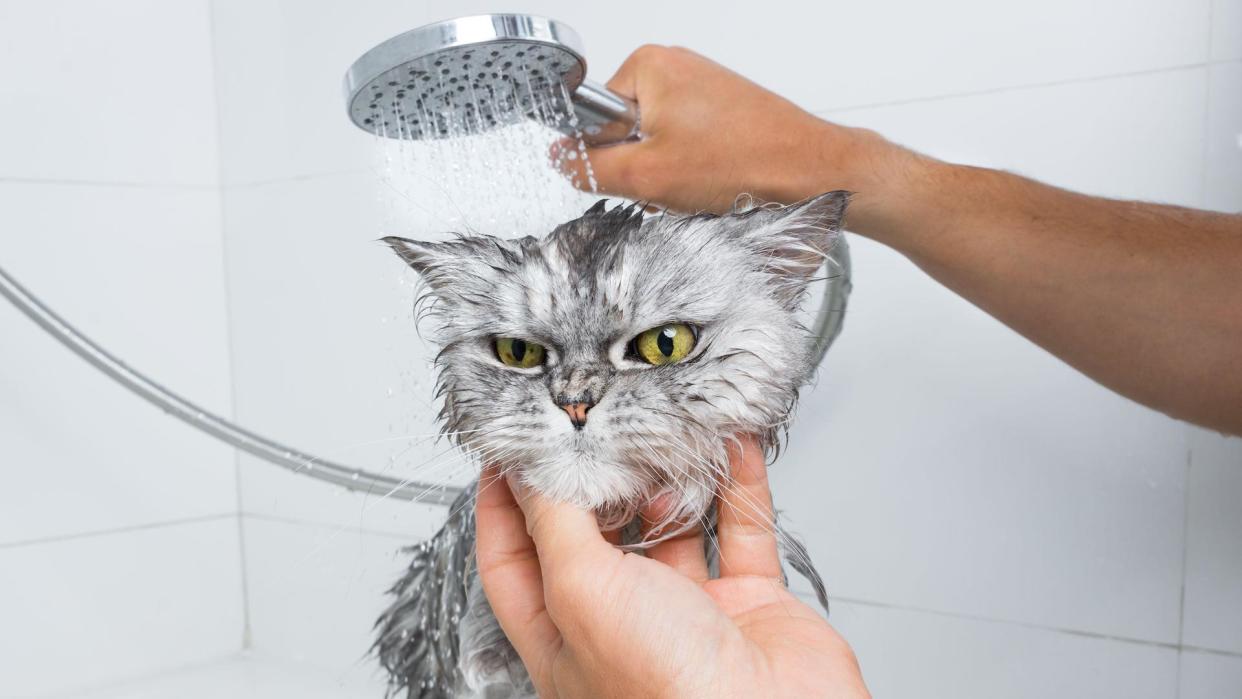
[513,453,647,515]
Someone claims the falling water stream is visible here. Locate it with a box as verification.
[364,72,606,493]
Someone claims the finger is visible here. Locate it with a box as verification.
[641,492,709,583]
[473,466,563,681]
[549,134,649,199]
[717,436,782,580]
[549,45,668,198]
[602,44,662,100]
[507,472,618,580]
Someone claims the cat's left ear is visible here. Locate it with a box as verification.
[734,190,850,283]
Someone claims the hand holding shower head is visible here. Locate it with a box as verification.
[344,14,640,146]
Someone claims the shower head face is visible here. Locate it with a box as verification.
[344,14,588,140]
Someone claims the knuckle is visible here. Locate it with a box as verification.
[631,43,669,63]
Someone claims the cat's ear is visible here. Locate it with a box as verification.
[383,236,450,281]
[383,235,519,307]
[383,236,484,303]
[735,191,849,282]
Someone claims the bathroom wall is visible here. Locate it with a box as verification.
[209,2,1242,696]
[0,0,1237,696]
[0,1,243,695]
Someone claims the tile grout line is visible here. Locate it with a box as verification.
[1178,5,1215,685]
[0,513,237,550]
[6,60,1236,195]
[820,593,1242,658]
[0,176,217,191]
[241,510,443,543]
[815,61,1213,116]
[204,0,253,652]
[203,60,1238,192]
[226,61,1232,191]
[1175,444,1195,697]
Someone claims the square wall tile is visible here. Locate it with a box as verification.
[211,0,1212,184]
[1214,0,1242,61]
[241,515,415,682]
[827,601,1179,699]
[0,518,244,697]
[1205,62,1242,213]
[1182,428,1242,654]
[0,183,236,545]
[1179,649,1242,698]
[0,0,218,185]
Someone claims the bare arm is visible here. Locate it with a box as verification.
[575,46,1242,434]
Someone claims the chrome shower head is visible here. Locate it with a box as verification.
[344,14,639,146]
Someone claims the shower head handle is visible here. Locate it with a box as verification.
[344,14,640,146]
[570,79,641,146]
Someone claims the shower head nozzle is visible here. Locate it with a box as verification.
[344,14,639,146]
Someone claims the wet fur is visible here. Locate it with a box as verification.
[375,193,848,697]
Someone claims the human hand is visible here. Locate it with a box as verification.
[557,45,914,228]
[475,436,871,699]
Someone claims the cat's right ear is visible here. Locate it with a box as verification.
[384,236,438,274]
[382,236,462,292]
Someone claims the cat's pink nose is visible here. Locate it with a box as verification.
[561,402,590,429]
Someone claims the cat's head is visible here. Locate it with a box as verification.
[386,192,848,528]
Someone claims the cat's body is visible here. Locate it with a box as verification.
[375,194,849,698]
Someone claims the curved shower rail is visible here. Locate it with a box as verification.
[0,263,463,507]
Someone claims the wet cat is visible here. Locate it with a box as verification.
[375,192,848,698]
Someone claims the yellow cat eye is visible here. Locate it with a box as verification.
[495,337,546,368]
[633,324,696,365]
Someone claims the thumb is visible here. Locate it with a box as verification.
[507,473,616,578]
[549,135,648,199]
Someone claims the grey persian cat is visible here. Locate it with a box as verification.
[374,191,849,698]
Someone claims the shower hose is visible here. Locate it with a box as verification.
[0,243,847,508]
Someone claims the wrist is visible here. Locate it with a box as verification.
[799,121,948,252]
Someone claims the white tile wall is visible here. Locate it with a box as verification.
[0,2,241,696]
[0,183,236,544]
[828,601,1180,699]
[240,515,413,684]
[0,0,218,186]
[210,0,1214,185]
[1213,0,1242,61]
[0,518,244,697]
[1205,61,1242,213]
[62,654,380,699]
[1182,428,1242,655]
[826,67,1209,207]
[1180,649,1242,699]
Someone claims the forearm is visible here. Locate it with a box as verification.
[825,126,1242,433]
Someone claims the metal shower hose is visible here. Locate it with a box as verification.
[0,263,462,507]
